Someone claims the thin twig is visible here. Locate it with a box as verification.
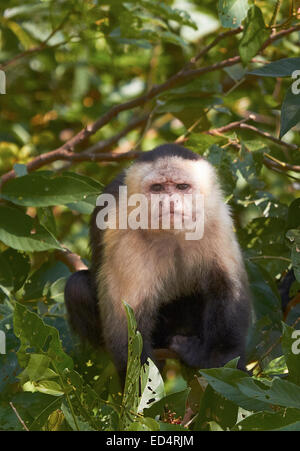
[249,256,291,263]
[9,402,29,431]
[269,0,283,27]
[0,10,72,71]
[207,119,298,151]
[264,153,300,173]
[186,26,243,68]
[240,124,298,151]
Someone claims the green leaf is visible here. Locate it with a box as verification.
[60,368,115,430]
[218,0,249,28]
[23,380,64,396]
[120,302,143,430]
[206,367,300,411]
[194,384,238,431]
[139,0,197,30]
[25,354,52,382]
[280,86,300,138]
[224,63,247,81]
[187,376,206,414]
[13,302,73,373]
[246,258,282,322]
[49,277,67,303]
[205,145,237,196]
[287,199,300,230]
[61,402,95,431]
[128,417,160,431]
[29,397,63,431]
[188,134,227,154]
[37,207,57,236]
[0,206,61,252]
[0,392,61,431]
[157,30,189,50]
[3,4,48,19]
[235,145,264,190]
[199,368,271,411]
[239,6,270,65]
[6,20,36,50]
[234,408,300,431]
[165,78,222,97]
[23,261,70,301]
[249,58,300,77]
[262,355,288,377]
[66,195,96,214]
[0,253,14,290]
[1,248,30,291]
[237,377,300,409]
[1,172,101,207]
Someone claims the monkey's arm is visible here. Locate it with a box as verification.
[64,270,102,348]
[170,267,251,371]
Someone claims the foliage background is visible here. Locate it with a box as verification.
[0,0,300,431]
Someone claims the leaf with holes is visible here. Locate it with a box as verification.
[13,302,73,373]
[218,0,249,28]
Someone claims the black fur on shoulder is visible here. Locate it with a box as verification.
[136,144,200,164]
[64,270,102,348]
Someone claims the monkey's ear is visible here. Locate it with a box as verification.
[64,270,102,348]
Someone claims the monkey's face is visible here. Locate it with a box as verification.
[125,156,218,234]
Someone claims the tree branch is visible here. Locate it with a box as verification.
[55,248,88,272]
[207,116,299,151]
[1,23,300,188]
[56,114,150,172]
[84,114,149,154]
[0,149,142,188]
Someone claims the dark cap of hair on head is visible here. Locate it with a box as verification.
[136,144,201,163]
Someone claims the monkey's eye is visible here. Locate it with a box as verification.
[176,183,190,190]
[150,183,164,192]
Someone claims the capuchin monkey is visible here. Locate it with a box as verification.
[65,144,251,380]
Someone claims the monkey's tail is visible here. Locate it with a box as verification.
[64,270,102,348]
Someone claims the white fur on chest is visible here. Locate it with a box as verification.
[99,229,214,310]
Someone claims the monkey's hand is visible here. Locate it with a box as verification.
[169,335,206,368]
